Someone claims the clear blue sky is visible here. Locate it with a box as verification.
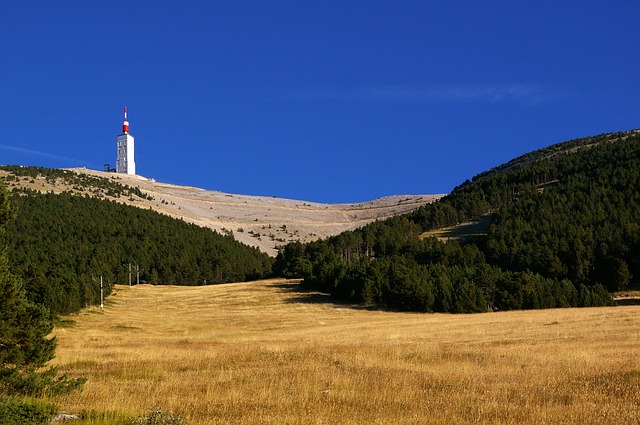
[1,1,638,203]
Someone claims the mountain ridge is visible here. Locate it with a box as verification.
[0,166,442,256]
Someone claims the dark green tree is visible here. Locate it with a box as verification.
[0,184,52,380]
[0,184,82,401]
[0,255,56,392]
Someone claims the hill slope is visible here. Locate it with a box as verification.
[276,129,640,312]
[0,167,441,256]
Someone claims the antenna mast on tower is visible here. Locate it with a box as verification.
[122,106,129,133]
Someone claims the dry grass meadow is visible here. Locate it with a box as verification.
[51,279,640,424]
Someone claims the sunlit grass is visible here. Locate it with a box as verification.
[51,279,640,424]
[420,216,492,241]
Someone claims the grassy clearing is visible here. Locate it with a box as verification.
[51,279,640,424]
[420,216,492,241]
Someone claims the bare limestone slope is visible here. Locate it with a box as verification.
[2,167,442,256]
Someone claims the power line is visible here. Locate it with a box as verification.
[123,263,142,285]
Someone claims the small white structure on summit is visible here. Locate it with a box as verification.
[116,106,135,175]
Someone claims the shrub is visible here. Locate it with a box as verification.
[0,396,56,425]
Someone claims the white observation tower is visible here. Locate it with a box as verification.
[116,106,136,175]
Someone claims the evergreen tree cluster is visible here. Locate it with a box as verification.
[0,184,83,424]
[275,131,640,312]
[2,189,273,315]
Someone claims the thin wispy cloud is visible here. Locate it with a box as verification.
[0,144,91,166]
[299,83,565,106]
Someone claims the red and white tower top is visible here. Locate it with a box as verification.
[122,106,129,133]
[116,106,135,175]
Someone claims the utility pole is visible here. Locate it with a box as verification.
[134,264,142,285]
[92,275,105,310]
[123,263,132,286]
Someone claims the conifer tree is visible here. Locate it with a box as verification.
[0,183,57,395]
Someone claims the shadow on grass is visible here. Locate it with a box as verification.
[274,281,353,307]
[615,298,640,306]
[54,318,77,328]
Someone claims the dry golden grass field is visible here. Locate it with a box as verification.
[51,279,640,424]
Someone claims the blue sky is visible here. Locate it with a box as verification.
[1,1,638,203]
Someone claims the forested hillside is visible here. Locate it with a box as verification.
[0,186,273,315]
[275,130,640,312]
